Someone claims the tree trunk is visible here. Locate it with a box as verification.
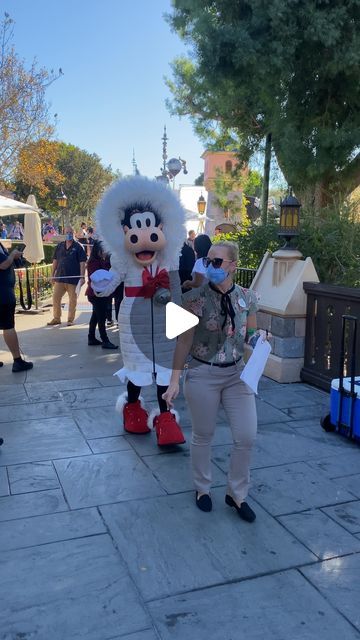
[261,133,272,225]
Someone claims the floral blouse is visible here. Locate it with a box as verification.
[182,283,259,365]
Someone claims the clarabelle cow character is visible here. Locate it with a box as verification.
[94,175,186,446]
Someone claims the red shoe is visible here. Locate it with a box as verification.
[152,410,186,446]
[116,393,150,434]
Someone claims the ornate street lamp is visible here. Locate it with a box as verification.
[278,189,301,249]
[197,193,206,215]
[197,193,207,233]
[155,126,188,186]
[56,188,67,234]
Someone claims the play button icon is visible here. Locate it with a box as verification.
[166,302,199,339]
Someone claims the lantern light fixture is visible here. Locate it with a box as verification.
[197,193,206,215]
[278,188,301,249]
[56,189,67,209]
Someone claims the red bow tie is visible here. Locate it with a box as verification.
[141,268,170,298]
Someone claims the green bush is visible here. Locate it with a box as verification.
[298,205,360,286]
[212,202,360,286]
[212,224,280,269]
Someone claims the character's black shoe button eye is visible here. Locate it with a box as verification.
[150,233,158,242]
[146,218,151,227]
[130,234,138,244]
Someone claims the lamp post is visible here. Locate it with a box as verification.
[56,188,67,234]
[155,126,188,186]
[278,189,301,250]
[197,193,207,234]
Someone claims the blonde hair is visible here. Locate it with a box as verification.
[214,240,239,263]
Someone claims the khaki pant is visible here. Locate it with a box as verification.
[52,282,77,323]
[184,361,257,504]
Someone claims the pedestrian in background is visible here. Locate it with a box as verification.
[0,222,7,239]
[46,226,86,326]
[86,240,118,349]
[8,220,24,240]
[187,229,196,250]
[0,242,33,372]
[182,234,212,289]
[179,239,195,293]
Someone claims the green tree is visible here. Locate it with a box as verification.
[0,14,62,184]
[166,1,360,209]
[194,171,204,185]
[15,142,117,223]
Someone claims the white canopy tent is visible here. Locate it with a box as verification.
[0,195,44,263]
[0,195,45,310]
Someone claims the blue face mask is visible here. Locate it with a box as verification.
[206,264,229,285]
[65,233,73,241]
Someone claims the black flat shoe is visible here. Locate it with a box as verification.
[88,338,102,346]
[225,494,256,522]
[101,341,118,350]
[196,492,212,512]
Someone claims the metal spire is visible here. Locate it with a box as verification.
[132,149,139,175]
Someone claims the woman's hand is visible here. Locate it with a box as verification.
[162,382,180,409]
[182,279,193,289]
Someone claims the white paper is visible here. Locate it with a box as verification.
[240,338,272,394]
[75,280,83,296]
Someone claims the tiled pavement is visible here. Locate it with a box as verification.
[1,371,360,639]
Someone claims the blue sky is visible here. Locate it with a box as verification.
[5,0,205,183]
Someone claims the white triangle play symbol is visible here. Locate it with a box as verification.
[166,302,199,339]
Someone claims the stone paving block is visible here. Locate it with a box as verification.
[259,388,323,409]
[250,462,355,516]
[212,442,281,473]
[87,435,132,453]
[334,474,360,498]
[0,507,106,551]
[7,461,59,493]
[25,381,62,402]
[297,386,329,403]
[255,398,289,424]
[0,400,71,423]
[301,554,360,632]
[54,451,165,508]
[285,402,330,421]
[100,489,315,601]
[278,509,360,559]
[258,423,353,465]
[322,501,360,533]
[148,569,360,640]
[72,406,122,438]
[0,489,68,522]
[307,449,360,478]
[125,430,189,456]
[143,451,226,494]
[61,386,120,408]
[286,418,328,429]
[116,631,158,640]
[0,535,149,640]
[0,466,9,496]
[97,375,124,387]
[0,416,91,466]
[0,383,29,405]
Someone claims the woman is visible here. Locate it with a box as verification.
[86,240,118,350]
[8,220,24,240]
[182,234,212,289]
[164,241,265,522]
